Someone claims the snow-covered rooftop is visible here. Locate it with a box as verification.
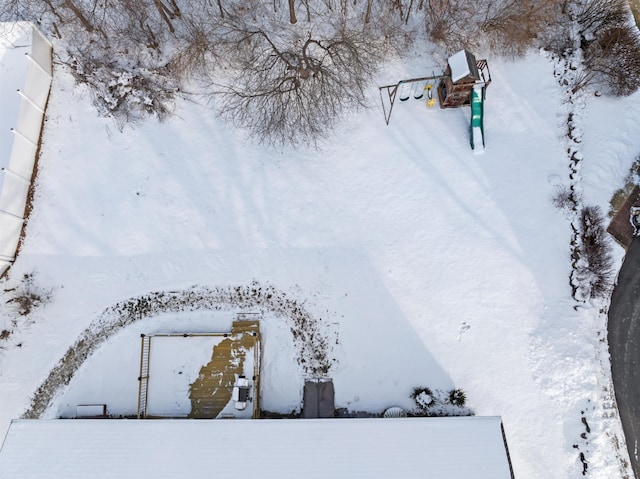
[0,417,513,479]
[448,50,479,83]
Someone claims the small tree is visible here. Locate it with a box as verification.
[574,205,614,300]
[5,272,53,316]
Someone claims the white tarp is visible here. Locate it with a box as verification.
[15,95,45,145]
[7,133,37,179]
[0,417,514,479]
[0,259,11,276]
[0,211,23,258]
[29,28,53,76]
[23,61,52,108]
[0,170,29,217]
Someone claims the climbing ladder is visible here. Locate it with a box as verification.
[137,334,151,419]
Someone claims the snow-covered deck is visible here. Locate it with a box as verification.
[0,417,514,479]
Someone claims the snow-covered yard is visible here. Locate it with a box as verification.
[1,47,640,478]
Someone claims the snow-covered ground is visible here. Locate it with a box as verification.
[1,48,640,478]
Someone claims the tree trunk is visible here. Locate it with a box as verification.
[153,0,178,33]
[288,0,297,23]
[405,0,414,23]
[63,0,94,32]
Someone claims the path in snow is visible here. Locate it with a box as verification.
[22,283,334,419]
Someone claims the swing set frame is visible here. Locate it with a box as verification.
[378,72,447,125]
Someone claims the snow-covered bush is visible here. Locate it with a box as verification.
[69,52,178,129]
[448,388,466,407]
[0,0,184,127]
[4,272,52,317]
[552,185,579,214]
[410,386,471,417]
[574,205,614,300]
[410,386,434,410]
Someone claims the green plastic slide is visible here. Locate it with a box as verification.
[470,86,485,150]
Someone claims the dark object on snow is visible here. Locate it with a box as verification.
[303,379,334,418]
[579,452,588,475]
[232,376,251,410]
[630,206,640,237]
[581,416,591,433]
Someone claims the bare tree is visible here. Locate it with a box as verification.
[170,13,220,80]
[61,0,94,32]
[213,26,386,146]
[152,0,181,33]
[577,24,640,95]
[572,0,628,38]
[567,0,640,96]
[423,0,481,51]
[480,0,563,56]
[422,0,565,54]
[184,0,405,146]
